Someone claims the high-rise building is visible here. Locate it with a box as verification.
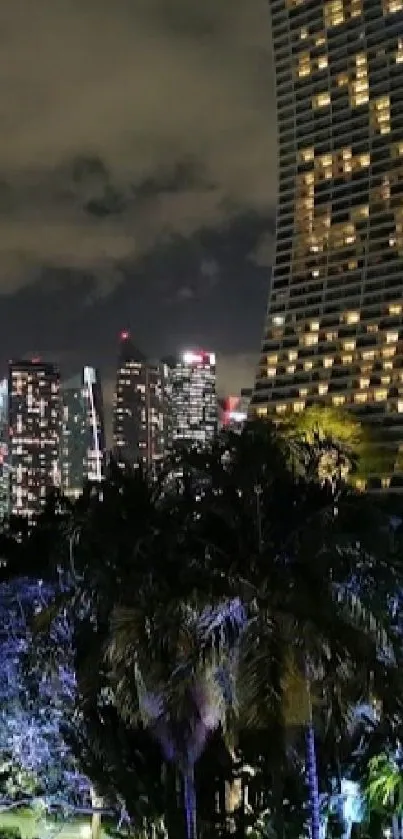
[113,332,166,471]
[61,367,105,498]
[0,379,9,518]
[251,0,403,488]
[170,351,217,447]
[8,360,61,518]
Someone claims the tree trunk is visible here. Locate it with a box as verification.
[183,765,197,839]
[164,763,186,839]
[90,788,102,839]
[392,814,400,839]
[306,722,320,839]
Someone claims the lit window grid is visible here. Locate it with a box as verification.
[252,0,403,479]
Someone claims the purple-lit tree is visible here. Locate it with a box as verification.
[0,577,87,807]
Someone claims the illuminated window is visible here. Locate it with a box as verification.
[326,331,338,341]
[383,346,396,358]
[341,147,352,174]
[362,350,374,360]
[318,383,328,395]
[287,364,296,374]
[360,378,370,388]
[344,311,360,324]
[386,332,399,343]
[323,357,333,368]
[355,152,370,169]
[289,350,298,361]
[342,354,353,364]
[303,333,318,347]
[310,321,320,331]
[383,0,403,12]
[371,96,391,135]
[267,354,278,364]
[343,340,356,350]
[398,400,403,413]
[389,303,402,315]
[272,315,284,326]
[316,153,333,180]
[332,395,345,406]
[299,388,308,397]
[338,72,349,87]
[367,323,378,333]
[350,54,369,107]
[300,26,309,38]
[350,0,362,15]
[293,401,305,413]
[396,38,403,63]
[267,367,276,377]
[351,206,369,221]
[304,360,313,371]
[381,376,391,385]
[354,393,367,403]
[375,389,388,401]
[312,92,331,109]
[299,147,314,163]
[298,52,311,78]
[256,407,268,417]
[316,34,326,45]
[317,54,328,69]
[324,0,344,26]
[276,404,287,415]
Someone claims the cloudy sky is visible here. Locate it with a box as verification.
[0,0,276,411]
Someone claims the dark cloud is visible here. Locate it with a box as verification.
[0,0,275,295]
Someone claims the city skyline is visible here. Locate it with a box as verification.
[0,0,275,405]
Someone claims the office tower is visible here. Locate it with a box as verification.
[170,351,217,446]
[61,367,105,499]
[252,0,403,488]
[8,360,61,518]
[0,379,9,517]
[113,332,166,471]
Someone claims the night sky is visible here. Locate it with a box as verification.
[0,0,276,424]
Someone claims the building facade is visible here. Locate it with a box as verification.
[170,351,217,447]
[113,332,166,471]
[8,360,61,518]
[252,0,403,488]
[0,379,9,518]
[61,367,105,498]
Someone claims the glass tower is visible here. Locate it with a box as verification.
[252,0,403,489]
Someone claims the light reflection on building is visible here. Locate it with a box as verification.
[8,360,60,518]
[219,390,252,432]
[252,0,403,490]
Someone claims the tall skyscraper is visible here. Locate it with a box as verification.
[0,379,9,518]
[170,351,217,447]
[61,367,105,498]
[8,360,61,518]
[113,332,166,471]
[252,0,403,487]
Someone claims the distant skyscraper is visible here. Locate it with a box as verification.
[61,367,105,498]
[8,360,61,518]
[170,351,217,447]
[113,332,166,471]
[0,379,9,518]
[252,0,403,489]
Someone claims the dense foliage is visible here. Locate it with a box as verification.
[1,418,403,839]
